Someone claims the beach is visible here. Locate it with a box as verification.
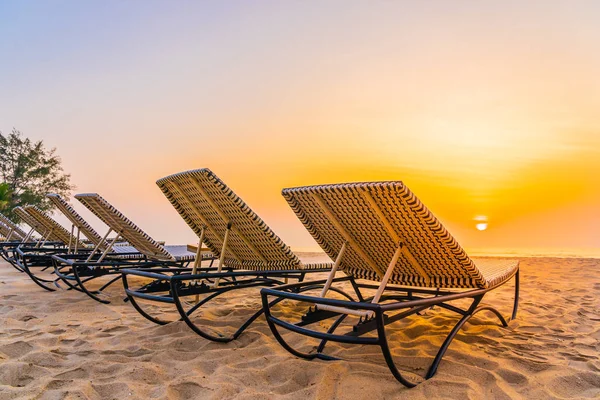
[0,254,598,399]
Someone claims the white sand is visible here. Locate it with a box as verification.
[0,255,599,399]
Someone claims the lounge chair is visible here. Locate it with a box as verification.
[121,168,332,342]
[0,218,25,253]
[0,211,41,269]
[46,193,137,256]
[47,193,110,253]
[0,214,27,242]
[12,203,137,291]
[11,205,92,289]
[260,181,520,387]
[52,193,215,304]
[0,221,20,240]
[0,215,29,267]
[23,205,89,249]
[13,206,67,245]
[45,193,141,295]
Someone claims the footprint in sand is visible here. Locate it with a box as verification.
[101,325,129,334]
[548,372,600,398]
[54,367,89,380]
[0,362,47,387]
[0,340,34,358]
[45,379,71,390]
[167,382,213,399]
[91,381,132,398]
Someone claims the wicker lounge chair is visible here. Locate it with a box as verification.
[44,193,142,295]
[10,205,93,289]
[120,168,332,342]
[0,221,21,241]
[0,211,39,267]
[0,214,30,267]
[0,214,27,242]
[47,193,136,255]
[23,205,89,249]
[0,219,25,253]
[13,206,63,244]
[51,193,215,304]
[260,181,520,387]
[47,194,111,252]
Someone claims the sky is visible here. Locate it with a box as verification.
[1,1,599,255]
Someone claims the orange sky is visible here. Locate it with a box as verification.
[1,2,599,254]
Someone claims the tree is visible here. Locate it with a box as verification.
[0,182,11,212]
[0,129,74,221]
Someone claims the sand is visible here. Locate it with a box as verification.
[0,254,599,399]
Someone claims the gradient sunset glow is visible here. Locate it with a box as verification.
[1,2,599,255]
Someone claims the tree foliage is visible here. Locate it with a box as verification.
[0,129,74,220]
[0,182,11,212]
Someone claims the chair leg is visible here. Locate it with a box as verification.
[261,292,341,361]
[511,269,520,321]
[375,310,419,388]
[19,259,57,292]
[71,266,110,304]
[121,273,175,325]
[54,264,86,292]
[170,279,287,342]
[425,303,508,379]
[350,277,366,302]
[316,313,348,353]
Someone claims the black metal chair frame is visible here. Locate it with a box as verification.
[3,241,66,277]
[0,241,41,271]
[120,267,338,342]
[260,268,519,387]
[50,253,193,304]
[12,245,74,290]
[12,243,132,293]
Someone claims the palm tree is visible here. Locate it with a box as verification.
[0,183,11,212]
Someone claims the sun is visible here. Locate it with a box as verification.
[474,215,488,231]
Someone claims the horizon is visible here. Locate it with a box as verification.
[1,1,599,255]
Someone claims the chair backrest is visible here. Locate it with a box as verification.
[156,168,301,270]
[23,205,86,248]
[75,193,175,261]
[0,213,28,239]
[13,207,61,243]
[282,182,487,288]
[0,221,23,240]
[47,194,108,250]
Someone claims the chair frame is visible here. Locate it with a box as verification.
[261,261,519,387]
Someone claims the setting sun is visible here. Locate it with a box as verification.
[476,223,488,231]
